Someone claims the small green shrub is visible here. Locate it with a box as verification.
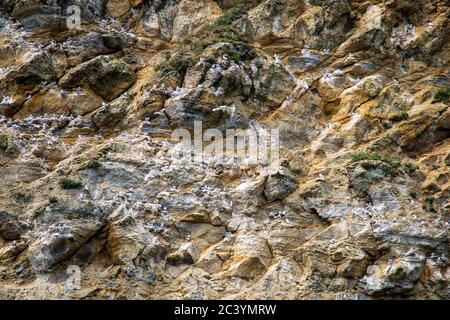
[351,151,383,162]
[86,158,102,169]
[59,177,82,189]
[394,110,409,121]
[433,87,450,103]
[361,162,379,170]
[49,196,58,204]
[408,190,418,199]
[351,152,397,165]
[352,152,400,176]
[0,134,13,150]
[110,59,128,72]
[403,162,417,176]
[254,59,264,69]
[155,51,196,78]
[210,42,255,64]
[424,196,434,205]
[100,144,119,155]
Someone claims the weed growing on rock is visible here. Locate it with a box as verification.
[85,158,102,169]
[408,190,418,199]
[361,162,379,170]
[433,87,450,103]
[351,151,399,167]
[403,162,418,176]
[59,177,82,189]
[49,196,59,204]
[155,52,196,77]
[0,133,13,150]
[110,59,128,72]
[100,144,119,155]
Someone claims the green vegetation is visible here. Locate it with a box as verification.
[155,51,196,77]
[394,110,409,121]
[351,151,401,176]
[59,177,82,189]
[100,144,119,155]
[110,59,129,73]
[49,196,58,204]
[254,59,264,69]
[403,162,418,176]
[361,162,379,171]
[351,151,399,167]
[210,42,255,64]
[201,0,250,44]
[85,158,102,169]
[216,1,247,26]
[408,190,418,199]
[432,87,450,103]
[424,196,434,205]
[154,0,253,82]
[0,133,13,150]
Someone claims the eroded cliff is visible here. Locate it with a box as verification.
[0,0,449,299]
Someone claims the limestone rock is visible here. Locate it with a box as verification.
[264,167,298,202]
[106,0,130,18]
[27,201,106,272]
[59,56,137,100]
[363,247,426,295]
[0,211,23,241]
[0,0,449,300]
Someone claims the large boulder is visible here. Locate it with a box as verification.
[363,247,426,296]
[27,200,107,272]
[264,167,298,202]
[0,211,23,241]
[59,55,137,101]
[0,51,57,116]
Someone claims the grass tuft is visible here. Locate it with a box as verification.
[433,87,450,103]
[0,134,13,150]
[59,177,82,189]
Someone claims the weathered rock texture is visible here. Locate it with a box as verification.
[0,0,449,300]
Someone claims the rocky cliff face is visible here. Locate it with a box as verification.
[0,0,449,300]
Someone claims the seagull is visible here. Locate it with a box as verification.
[212,105,236,117]
[393,78,400,91]
[274,54,281,65]
[154,108,166,117]
[385,258,394,273]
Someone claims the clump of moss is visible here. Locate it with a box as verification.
[216,1,247,26]
[59,177,82,189]
[177,3,250,56]
[0,133,13,150]
[432,87,450,103]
